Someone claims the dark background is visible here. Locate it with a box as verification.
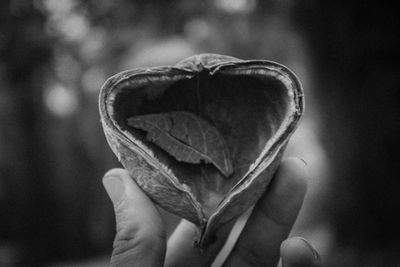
[0,1,399,266]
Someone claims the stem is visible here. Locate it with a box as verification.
[210,205,255,267]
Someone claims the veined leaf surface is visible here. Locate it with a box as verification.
[127,111,233,177]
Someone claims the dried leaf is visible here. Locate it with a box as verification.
[127,111,233,177]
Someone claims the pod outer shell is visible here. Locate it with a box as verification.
[99,53,304,247]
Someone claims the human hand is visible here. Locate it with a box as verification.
[102,157,322,267]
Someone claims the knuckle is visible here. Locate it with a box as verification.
[234,242,268,266]
[112,227,165,263]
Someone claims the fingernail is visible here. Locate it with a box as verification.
[299,158,308,166]
[296,237,319,261]
[103,175,125,205]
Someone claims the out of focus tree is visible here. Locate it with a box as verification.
[0,1,56,265]
[295,1,400,265]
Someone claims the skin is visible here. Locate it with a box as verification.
[103,157,322,267]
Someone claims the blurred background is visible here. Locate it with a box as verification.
[0,0,399,266]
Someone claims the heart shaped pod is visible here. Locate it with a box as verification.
[99,54,304,247]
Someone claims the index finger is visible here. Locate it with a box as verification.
[223,157,308,266]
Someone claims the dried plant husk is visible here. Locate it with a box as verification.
[99,54,304,248]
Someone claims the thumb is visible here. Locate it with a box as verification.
[103,168,166,267]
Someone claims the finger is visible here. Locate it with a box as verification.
[103,168,166,267]
[223,157,308,267]
[280,237,322,267]
[165,218,235,267]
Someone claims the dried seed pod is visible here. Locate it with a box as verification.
[99,54,304,248]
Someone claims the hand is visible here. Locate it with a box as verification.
[102,157,322,267]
